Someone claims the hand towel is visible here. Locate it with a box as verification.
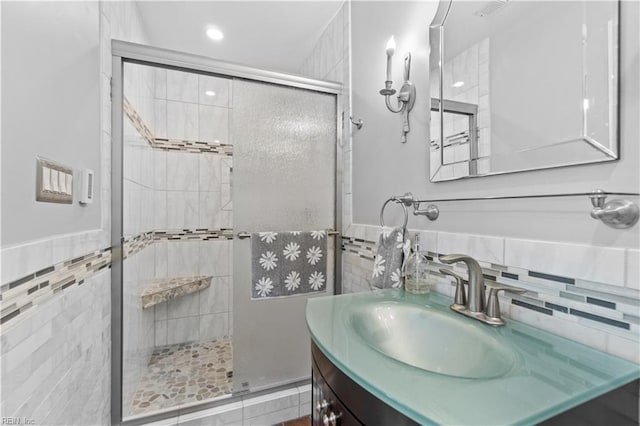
[371,227,408,289]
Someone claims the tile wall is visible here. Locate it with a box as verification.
[341,223,640,363]
[299,1,352,238]
[122,62,159,407]
[143,384,311,426]
[122,64,234,354]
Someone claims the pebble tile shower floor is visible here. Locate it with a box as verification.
[130,338,233,414]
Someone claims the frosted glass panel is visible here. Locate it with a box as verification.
[232,80,336,393]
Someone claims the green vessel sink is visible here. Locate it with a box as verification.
[348,301,516,379]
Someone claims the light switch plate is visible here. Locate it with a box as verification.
[36,157,73,204]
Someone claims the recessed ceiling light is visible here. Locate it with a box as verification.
[205,90,216,97]
[452,81,465,88]
[206,28,224,41]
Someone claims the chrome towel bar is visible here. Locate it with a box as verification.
[387,190,639,229]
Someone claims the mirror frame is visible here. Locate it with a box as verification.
[428,0,620,182]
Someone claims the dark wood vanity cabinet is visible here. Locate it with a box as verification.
[311,341,418,426]
[311,341,639,426]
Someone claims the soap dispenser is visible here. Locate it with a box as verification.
[404,234,432,294]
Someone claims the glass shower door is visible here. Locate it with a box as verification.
[231,79,337,393]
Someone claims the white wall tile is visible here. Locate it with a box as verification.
[626,249,639,290]
[154,99,167,139]
[198,75,231,108]
[166,191,199,229]
[166,291,200,319]
[178,402,242,426]
[166,69,198,103]
[199,313,228,340]
[167,241,200,276]
[167,152,199,191]
[199,241,231,277]
[153,150,168,190]
[155,320,168,346]
[505,239,626,286]
[243,388,299,419]
[198,192,222,229]
[437,231,504,264]
[198,105,229,144]
[199,276,230,315]
[244,407,299,426]
[154,191,168,230]
[155,241,168,278]
[221,158,232,184]
[167,101,199,141]
[606,334,640,364]
[154,68,167,100]
[508,303,608,352]
[199,154,221,192]
[167,317,199,344]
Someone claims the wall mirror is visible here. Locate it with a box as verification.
[429,0,619,182]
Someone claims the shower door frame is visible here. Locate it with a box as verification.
[110,40,343,425]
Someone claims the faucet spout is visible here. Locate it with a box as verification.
[439,254,485,314]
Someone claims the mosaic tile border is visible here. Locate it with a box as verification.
[341,236,640,337]
[1,229,234,327]
[0,248,112,327]
[123,229,234,259]
[123,97,233,155]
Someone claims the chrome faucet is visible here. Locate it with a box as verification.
[439,253,525,326]
[439,254,486,314]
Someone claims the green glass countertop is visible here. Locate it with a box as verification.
[306,289,640,425]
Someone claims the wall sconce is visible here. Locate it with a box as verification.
[379,36,416,143]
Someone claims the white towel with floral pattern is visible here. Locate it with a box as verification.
[371,227,409,289]
[251,230,328,299]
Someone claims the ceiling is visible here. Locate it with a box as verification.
[136,1,345,75]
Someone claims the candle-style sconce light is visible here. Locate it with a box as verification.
[379,36,416,143]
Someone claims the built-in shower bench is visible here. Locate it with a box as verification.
[141,276,212,309]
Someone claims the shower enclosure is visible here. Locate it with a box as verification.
[111,41,341,423]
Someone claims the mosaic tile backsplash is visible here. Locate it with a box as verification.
[341,224,640,363]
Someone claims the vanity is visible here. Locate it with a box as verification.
[306,290,640,425]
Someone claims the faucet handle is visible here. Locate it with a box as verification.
[485,284,526,325]
[440,269,466,308]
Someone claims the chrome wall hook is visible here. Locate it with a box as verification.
[349,116,363,130]
[589,189,639,229]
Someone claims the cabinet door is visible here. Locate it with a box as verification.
[312,361,362,425]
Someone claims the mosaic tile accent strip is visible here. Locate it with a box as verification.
[0,247,112,326]
[123,229,234,259]
[123,97,233,155]
[123,231,154,259]
[152,229,234,242]
[153,138,233,156]
[129,338,233,415]
[141,276,212,309]
[341,234,640,339]
[341,236,376,261]
[1,228,234,326]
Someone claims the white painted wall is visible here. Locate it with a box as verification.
[351,1,639,249]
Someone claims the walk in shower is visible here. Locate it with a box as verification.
[111,41,341,422]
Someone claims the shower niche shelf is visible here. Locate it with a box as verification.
[141,276,212,309]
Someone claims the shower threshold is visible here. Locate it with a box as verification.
[129,338,233,415]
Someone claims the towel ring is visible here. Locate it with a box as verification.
[380,198,409,229]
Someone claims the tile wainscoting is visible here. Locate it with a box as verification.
[142,383,311,426]
[0,230,112,424]
[341,224,640,363]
